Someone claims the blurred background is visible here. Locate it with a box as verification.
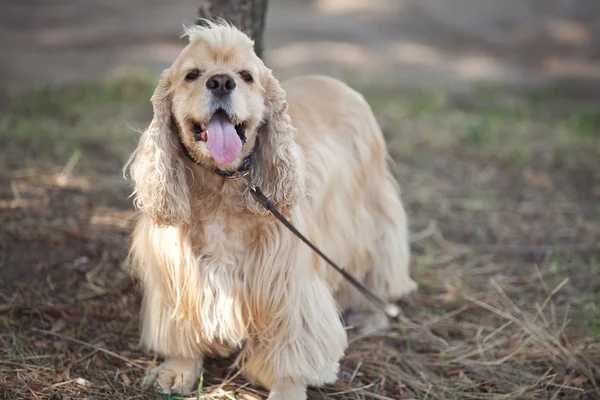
[2,0,600,92]
[1,1,599,399]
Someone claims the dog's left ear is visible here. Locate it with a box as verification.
[247,67,305,217]
[125,70,191,227]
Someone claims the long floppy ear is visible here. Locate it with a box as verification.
[125,70,190,227]
[247,68,305,217]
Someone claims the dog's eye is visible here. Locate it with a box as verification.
[239,70,253,83]
[185,69,201,82]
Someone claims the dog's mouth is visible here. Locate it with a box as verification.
[191,109,247,164]
[192,110,246,145]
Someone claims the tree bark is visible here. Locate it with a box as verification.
[197,0,269,59]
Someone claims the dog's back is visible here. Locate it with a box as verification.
[282,75,417,313]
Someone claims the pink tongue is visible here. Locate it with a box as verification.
[206,114,242,164]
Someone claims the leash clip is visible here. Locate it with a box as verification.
[237,171,256,191]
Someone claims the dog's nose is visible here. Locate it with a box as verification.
[206,74,236,96]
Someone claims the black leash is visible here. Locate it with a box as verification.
[237,172,401,319]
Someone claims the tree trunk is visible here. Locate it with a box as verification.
[197,0,269,59]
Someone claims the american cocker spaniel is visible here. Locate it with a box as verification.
[125,20,416,400]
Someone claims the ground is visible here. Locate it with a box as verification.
[1,0,600,399]
[1,72,599,399]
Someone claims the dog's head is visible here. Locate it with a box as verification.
[126,21,304,226]
[169,22,267,169]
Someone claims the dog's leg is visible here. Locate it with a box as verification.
[343,178,417,334]
[136,285,208,395]
[345,307,391,334]
[368,179,417,298]
[142,357,203,395]
[267,381,308,400]
[242,272,347,400]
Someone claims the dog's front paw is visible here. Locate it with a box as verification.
[142,358,202,395]
[345,310,390,335]
[267,381,307,400]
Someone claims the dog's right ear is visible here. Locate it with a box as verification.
[124,70,191,227]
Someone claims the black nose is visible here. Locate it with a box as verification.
[206,74,236,96]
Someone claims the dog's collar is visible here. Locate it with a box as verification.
[179,136,252,178]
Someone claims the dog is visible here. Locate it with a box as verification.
[125,20,416,400]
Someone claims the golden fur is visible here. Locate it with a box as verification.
[125,20,416,400]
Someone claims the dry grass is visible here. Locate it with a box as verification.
[1,73,599,399]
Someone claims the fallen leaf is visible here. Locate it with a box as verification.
[51,319,67,333]
[32,340,47,349]
[94,355,105,367]
[52,341,68,352]
[508,337,522,352]
[458,370,474,384]
[120,373,131,387]
[524,170,553,189]
[441,282,460,303]
[396,382,407,392]
[571,376,589,386]
[65,227,89,239]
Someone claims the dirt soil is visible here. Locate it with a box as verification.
[1,75,600,398]
[1,1,600,399]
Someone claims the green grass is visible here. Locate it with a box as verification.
[76,304,92,338]
[357,84,600,170]
[583,299,600,341]
[0,388,19,400]
[197,371,204,397]
[581,258,600,340]
[0,70,156,170]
